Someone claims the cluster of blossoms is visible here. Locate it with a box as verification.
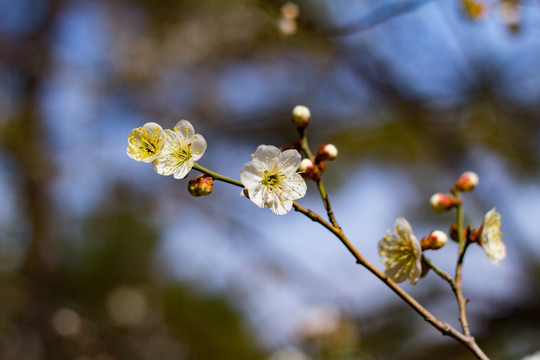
[127,119,307,215]
[379,171,506,284]
[126,120,207,179]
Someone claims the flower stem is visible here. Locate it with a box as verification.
[316,180,339,228]
[299,129,340,228]
[422,255,455,288]
[192,163,243,188]
[451,188,472,337]
[299,129,314,160]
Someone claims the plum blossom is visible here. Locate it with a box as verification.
[153,120,207,179]
[240,145,307,215]
[126,122,167,162]
[480,208,505,265]
[379,217,423,284]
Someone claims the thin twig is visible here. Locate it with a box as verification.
[298,130,340,228]
[193,163,243,187]
[451,189,472,336]
[422,255,455,288]
[316,180,340,228]
[455,239,472,336]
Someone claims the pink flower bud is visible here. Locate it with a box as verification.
[316,144,338,161]
[455,171,479,192]
[188,175,214,197]
[298,158,321,180]
[299,158,315,172]
[430,193,459,213]
[421,230,448,250]
[292,105,311,129]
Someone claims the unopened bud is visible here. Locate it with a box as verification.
[188,175,213,197]
[292,105,311,129]
[316,144,338,162]
[430,193,460,213]
[298,158,321,180]
[299,158,314,173]
[449,223,467,242]
[455,171,479,192]
[468,226,482,243]
[421,230,448,250]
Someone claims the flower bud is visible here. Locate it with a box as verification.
[449,223,465,242]
[188,175,213,197]
[315,144,338,162]
[455,171,479,192]
[421,230,448,250]
[299,158,314,173]
[298,158,321,180]
[468,226,482,243]
[430,193,460,213]
[292,105,311,129]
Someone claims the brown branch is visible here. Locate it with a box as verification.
[316,179,339,228]
[455,240,472,336]
[451,189,472,336]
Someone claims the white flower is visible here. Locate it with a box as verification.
[153,120,207,179]
[480,207,505,265]
[126,122,167,162]
[240,145,307,215]
[378,217,423,285]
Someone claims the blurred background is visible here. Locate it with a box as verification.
[1,0,540,359]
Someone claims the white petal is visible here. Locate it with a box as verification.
[278,149,302,173]
[248,182,268,208]
[385,261,409,283]
[395,217,413,233]
[143,122,163,131]
[152,152,175,176]
[408,258,422,285]
[267,198,293,215]
[172,159,194,179]
[282,173,307,200]
[240,161,264,188]
[395,217,416,241]
[253,145,281,164]
[174,119,195,138]
[191,134,207,161]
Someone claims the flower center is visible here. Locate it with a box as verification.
[173,143,192,163]
[130,127,164,160]
[261,170,282,188]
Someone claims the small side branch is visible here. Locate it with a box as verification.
[316,180,340,228]
[451,189,472,337]
[422,255,455,289]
